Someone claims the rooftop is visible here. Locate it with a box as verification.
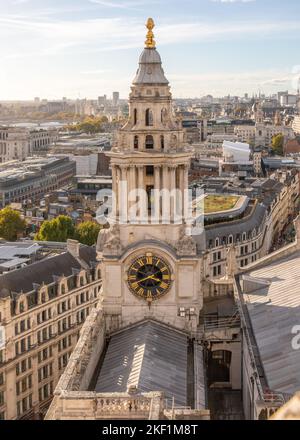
[0,245,96,298]
[94,321,190,407]
[238,249,300,396]
[204,195,240,214]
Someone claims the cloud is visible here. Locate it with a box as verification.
[211,0,255,3]
[1,13,300,61]
[88,0,160,10]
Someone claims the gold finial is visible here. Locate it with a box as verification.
[145,17,156,49]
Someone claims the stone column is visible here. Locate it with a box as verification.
[137,165,147,223]
[119,164,128,223]
[154,165,161,223]
[169,165,176,223]
[128,165,137,222]
[111,165,118,219]
[162,164,170,223]
[178,165,185,223]
[183,164,189,224]
[116,166,121,219]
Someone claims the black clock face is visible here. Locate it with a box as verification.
[127,254,172,301]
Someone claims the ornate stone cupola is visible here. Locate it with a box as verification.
[107,18,194,234]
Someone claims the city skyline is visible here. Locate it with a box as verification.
[1,0,300,100]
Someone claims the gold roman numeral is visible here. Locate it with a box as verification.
[137,258,144,267]
[160,282,168,290]
[146,256,153,265]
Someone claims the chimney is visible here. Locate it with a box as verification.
[67,239,80,258]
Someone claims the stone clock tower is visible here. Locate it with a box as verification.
[97,19,203,332]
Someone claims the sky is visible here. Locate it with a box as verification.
[0,0,300,100]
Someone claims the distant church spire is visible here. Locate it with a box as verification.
[145,18,156,48]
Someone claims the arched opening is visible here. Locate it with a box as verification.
[145,135,154,149]
[160,135,164,150]
[133,109,137,125]
[134,135,139,149]
[208,350,232,386]
[145,108,153,126]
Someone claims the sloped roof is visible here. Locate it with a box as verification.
[94,321,189,406]
[0,246,96,298]
[239,250,300,395]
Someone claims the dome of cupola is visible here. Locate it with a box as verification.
[132,18,169,86]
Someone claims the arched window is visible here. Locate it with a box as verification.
[145,109,153,126]
[215,238,219,248]
[133,108,137,125]
[242,232,247,242]
[61,284,65,295]
[228,235,233,245]
[160,135,164,150]
[145,135,154,149]
[134,135,139,149]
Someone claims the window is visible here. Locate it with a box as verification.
[215,238,220,248]
[133,108,137,125]
[146,166,154,176]
[19,302,24,313]
[228,235,233,245]
[0,391,4,406]
[213,265,222,277]
[39,382,53,402]
[213,252,221,262]
[134,135,139,149]
[61,285,65,295]
[17,394,33,416]
[0,372,3,386]
[145,135,154,149]
[145,109,153,126]
[160,135,164,150]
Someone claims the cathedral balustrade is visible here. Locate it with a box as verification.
[95,394,153,416]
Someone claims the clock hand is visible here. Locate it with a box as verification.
[137,273,161,284]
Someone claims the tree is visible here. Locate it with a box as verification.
[35,215,75,242]
[272,133,284,156]
[75,221,101,246]
[0,207,26,241]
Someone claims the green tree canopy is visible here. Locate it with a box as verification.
[0,207,26,241]
[272,133,284,156]
[75,221,102,246]
[65,116,109,134]
[35,215,75,242]
[35,216,101,246]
